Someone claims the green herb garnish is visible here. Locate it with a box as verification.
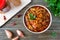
[29,13,36,20]
[51,32,57,38]
[45,0,60,17]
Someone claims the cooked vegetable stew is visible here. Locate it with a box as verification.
[24,6,50,32]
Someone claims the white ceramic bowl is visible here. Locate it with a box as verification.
[23,5,52,34]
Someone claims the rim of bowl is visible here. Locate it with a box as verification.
[23,5,52,34]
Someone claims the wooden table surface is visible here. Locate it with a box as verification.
[0,0,60,40]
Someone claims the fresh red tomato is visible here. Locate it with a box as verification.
[0,0,6,10]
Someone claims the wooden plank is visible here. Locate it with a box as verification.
[0,29,60,40]
[0,0,60,40]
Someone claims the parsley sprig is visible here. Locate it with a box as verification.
[45,0,60,17]
[29,13,36,20]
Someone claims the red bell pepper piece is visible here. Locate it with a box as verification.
[0,0,6,10]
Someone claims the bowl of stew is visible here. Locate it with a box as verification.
[23,5,52,34]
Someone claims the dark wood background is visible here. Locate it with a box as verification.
[0,0,60,40]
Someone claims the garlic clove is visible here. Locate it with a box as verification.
[12,36,19,40]
[16,30,24,38]
[5,30,13,39]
